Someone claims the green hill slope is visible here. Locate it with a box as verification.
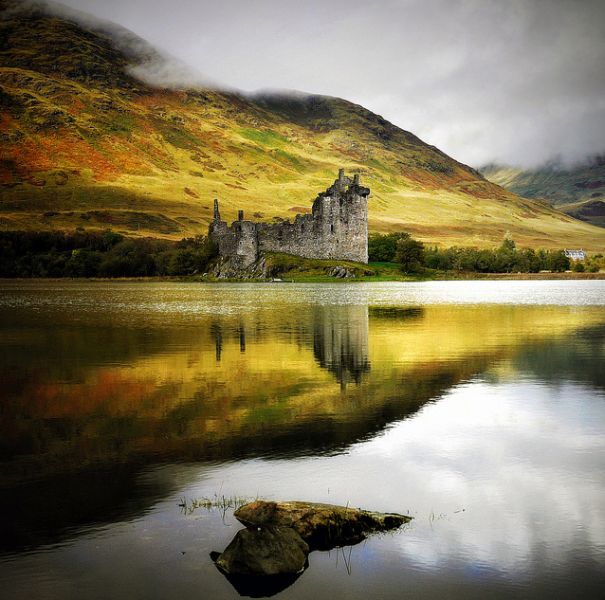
[1,0,604,250]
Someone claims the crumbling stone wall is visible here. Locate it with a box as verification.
[208,170,369,269]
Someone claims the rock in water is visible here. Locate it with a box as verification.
[214,526,309,576]
[234,500,412,550]
[211,501,412,595]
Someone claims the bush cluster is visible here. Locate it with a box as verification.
[369,233,574,273]
[0,230,217,278]
[423,242,570,273]
[368,232,411,262]
[581,253,604,273]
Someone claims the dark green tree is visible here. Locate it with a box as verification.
[65,249,102,277]
[395,237,425,272]
[546,250,570,272]
[368,232,410,262]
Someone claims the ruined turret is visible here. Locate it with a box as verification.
[208,198,228,253]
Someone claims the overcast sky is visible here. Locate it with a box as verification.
[55,0,605,168]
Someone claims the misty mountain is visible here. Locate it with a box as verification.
[1,0,604,250]
[480,158,605,228]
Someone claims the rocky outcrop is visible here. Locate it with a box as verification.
[330,265,356,278]
[211,500,411,595]
[212,255,267,279]
[234,500,411,550]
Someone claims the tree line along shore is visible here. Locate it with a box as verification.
[0,230,602,280]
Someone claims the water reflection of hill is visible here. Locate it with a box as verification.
[1,466,173,553]
[511,324,605,389]
[2,304,603,479]
[1,297,604,553]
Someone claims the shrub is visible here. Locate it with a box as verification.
[395,238,425,273]
[66,249,102,277]
[368,232,410,262]
[546,250,570,272]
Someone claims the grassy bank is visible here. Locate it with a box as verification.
[2,270,604,283]
[260,254,605,282]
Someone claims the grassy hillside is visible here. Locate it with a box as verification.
[2,1,605,251]
[481,158,605,229]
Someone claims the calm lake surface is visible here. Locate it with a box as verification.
[1,280,604,599]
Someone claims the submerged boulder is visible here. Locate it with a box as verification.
[234,500,412,550]
[213,526,309,576]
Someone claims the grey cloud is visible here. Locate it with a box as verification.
[126,58,219,90]
[46,0,605,167]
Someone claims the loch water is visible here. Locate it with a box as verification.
[1,280,604,599]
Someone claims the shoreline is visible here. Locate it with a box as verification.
[1,272,604,283]
[430,271,605,281]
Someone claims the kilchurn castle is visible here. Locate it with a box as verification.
[209,169,370,271]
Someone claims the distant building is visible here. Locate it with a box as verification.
[208,169,370,271]
[564,249,586,261]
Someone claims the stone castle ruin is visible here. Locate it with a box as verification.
[208,169,370,272]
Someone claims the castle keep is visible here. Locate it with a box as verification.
[208,169,370,270]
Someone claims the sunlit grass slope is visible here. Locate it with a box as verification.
[1,1,604,250]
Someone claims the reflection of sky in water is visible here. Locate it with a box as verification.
[181,377,605,576]
[6,376,604,599]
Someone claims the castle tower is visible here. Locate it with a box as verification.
[307,169,369,263]
[213,199,221,221]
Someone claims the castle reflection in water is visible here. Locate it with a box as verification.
[211,304,371,388]
[312,306,370,388]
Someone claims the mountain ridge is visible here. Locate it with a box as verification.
[480,158,605,229]
[1,0,604,250]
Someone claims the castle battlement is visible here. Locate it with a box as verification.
[209,170,370,270]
